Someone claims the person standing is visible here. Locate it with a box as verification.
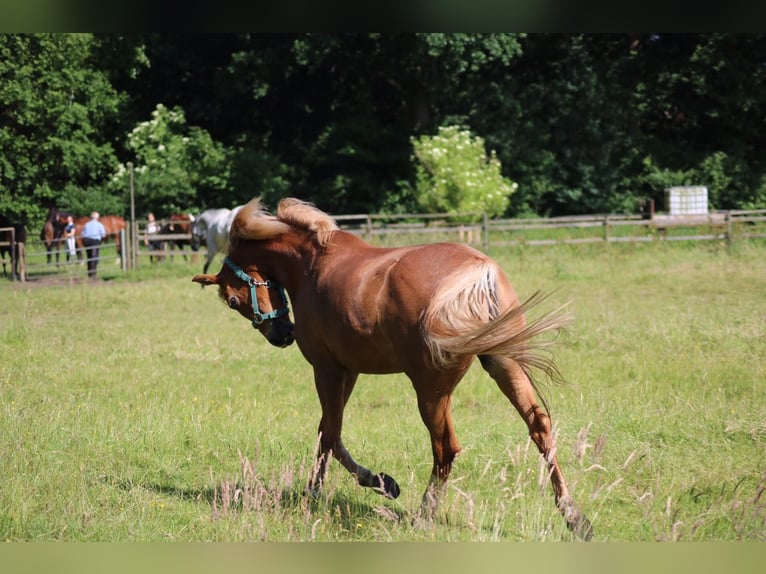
[81,211,106,279]
[144,212,162,263]
[64,215,77,263]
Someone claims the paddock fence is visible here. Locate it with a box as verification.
[3,210,765,282]
[124,219,205,270]
[2,218,202,281]
[0,226,26,281]
[334,209,766,251]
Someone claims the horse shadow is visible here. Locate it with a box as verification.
[103,474,407,529]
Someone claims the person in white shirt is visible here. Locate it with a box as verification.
[144,212,162,263]
[64,215,77,263]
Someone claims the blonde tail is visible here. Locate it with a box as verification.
[421,262,572,384]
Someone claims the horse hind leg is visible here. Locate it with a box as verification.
[479,354,593,541]
[414,381,463,520]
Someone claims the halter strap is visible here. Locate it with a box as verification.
[224,257,290,327]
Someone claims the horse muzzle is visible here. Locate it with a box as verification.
[265,321,295,348]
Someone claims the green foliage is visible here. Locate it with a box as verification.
[0,33,121,226]
[108,104,232,216]
[58,183,126,217]
[228,143,294,208]
[745,177,766,210]
[411,125,516,218]
[4,33,766,224]
[637,151,766,211]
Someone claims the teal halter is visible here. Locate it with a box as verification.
[224,257,290,327]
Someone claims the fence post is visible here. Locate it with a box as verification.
[129,161,137,270]
[725,210,733,249]
[603,214,610,242]
[482,212,489,251]
[120,228,127,272]
[127,222,134,270]
[10,227,16,282]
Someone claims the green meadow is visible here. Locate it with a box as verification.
[0,240,764,541]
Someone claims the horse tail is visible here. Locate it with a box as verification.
[421,261,572,385]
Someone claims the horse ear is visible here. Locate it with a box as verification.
[192,274,218,286]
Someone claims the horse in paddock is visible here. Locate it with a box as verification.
[1,214,26,280]
[192,197,593,540]
[160,213,200,261]
[72,214,127,258]
[191,206,243,273]
[40,207,71,265]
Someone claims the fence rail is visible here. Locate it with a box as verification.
[336,209,766,250]
[4,210,765,282]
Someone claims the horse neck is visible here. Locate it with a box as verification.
[252,235,310,298]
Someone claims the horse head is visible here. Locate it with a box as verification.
[171,213,200,251]
[190,215,207,246]
[192,258,294,348]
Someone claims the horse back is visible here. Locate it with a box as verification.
[299,236,507,373]
[167,213,193,234]
[100,216,126,235]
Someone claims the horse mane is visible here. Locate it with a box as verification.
[230,197,338,249]
[277,198,338,247]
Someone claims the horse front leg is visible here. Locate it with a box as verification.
[308,369,400,500]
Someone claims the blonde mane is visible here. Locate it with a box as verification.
[229,197,339,251]
[277,198,338,247]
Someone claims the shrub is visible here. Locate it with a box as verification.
[411,125,517,219]
[108,104,232,215]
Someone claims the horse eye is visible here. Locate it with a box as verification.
[228,296,239,309]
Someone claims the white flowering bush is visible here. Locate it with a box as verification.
[411,125,517,218]
[109,104,231,214]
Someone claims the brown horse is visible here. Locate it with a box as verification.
[161,213,200,261]
[40,207,71,265]
[72,214,126,257]
[192,197,592,540]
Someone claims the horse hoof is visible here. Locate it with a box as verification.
[373,473,400,499]
[569,514,594,541]
[304,485,321,501]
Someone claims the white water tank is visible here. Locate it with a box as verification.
[664,186,708,215]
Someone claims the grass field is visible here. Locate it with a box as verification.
[1,240,764,541]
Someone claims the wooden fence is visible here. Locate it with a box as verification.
[124,220,204,270]
[4,210,766,281]
[334,209,766,250]
[0,226,26,281]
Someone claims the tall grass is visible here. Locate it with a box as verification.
[0,241,764,541]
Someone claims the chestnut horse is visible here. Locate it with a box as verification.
[193,197,592,540]
[72,214,126,258]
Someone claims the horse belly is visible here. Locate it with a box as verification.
[295,317,420,375]
[337,336,412,374]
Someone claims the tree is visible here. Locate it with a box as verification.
[108,104,233,216]
[0,33,122,226]
[182,34,525,214]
